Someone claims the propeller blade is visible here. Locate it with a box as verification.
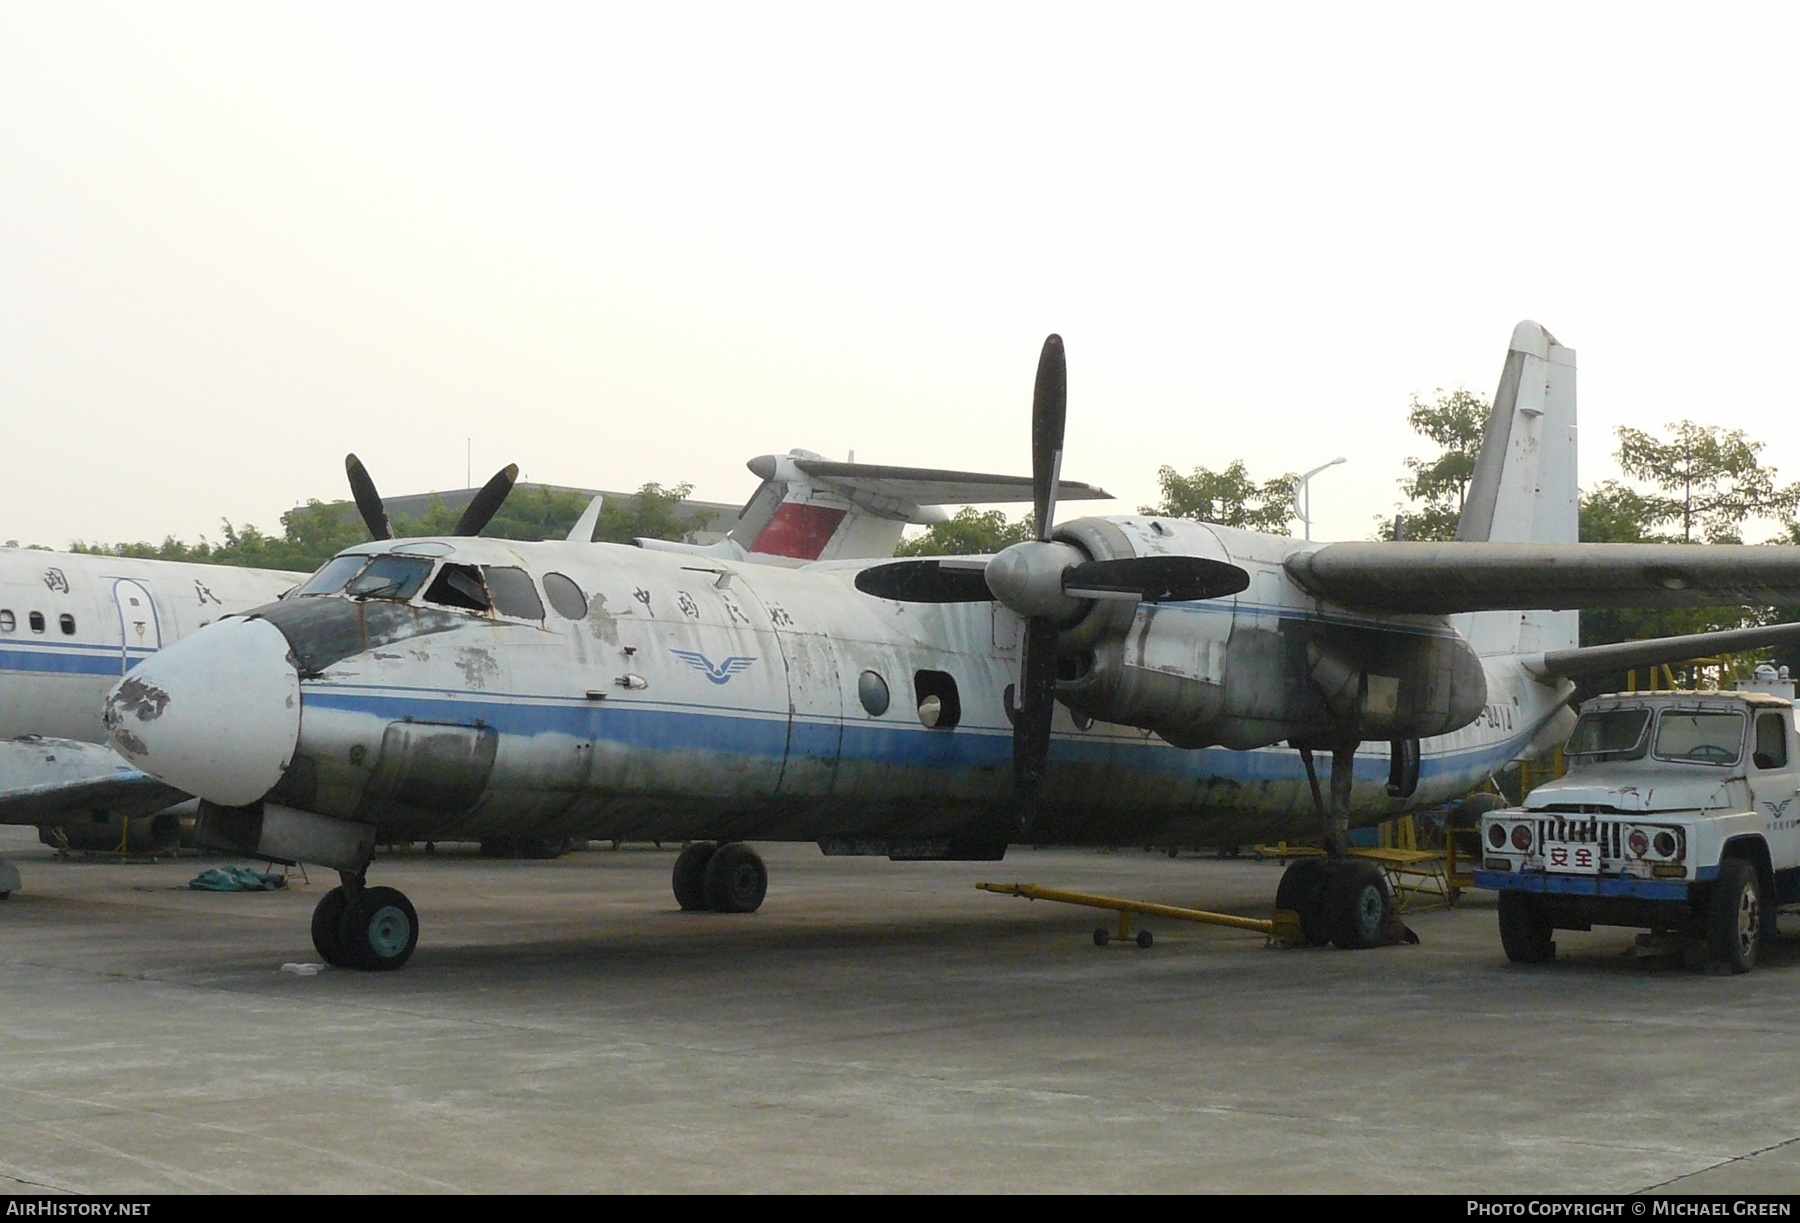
[453,464,520,537]
[344,454,391,541]
[854,559,994,603]
[1031,335,1066,542]
[1062,556,1250,602]
[1013,617,1059,830]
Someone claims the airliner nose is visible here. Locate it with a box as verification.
[104,616,301,807]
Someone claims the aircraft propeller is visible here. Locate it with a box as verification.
[853,336,1250,830]
[343,454,521,541]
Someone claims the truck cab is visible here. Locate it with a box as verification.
[1473,677,1800,974]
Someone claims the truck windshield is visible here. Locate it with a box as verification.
[1653,710,1745,766]
[1565,708,1651,764]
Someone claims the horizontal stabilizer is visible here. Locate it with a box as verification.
[1288,542,1800,614]
[0,737,186,826]
[1530,621,1800,680]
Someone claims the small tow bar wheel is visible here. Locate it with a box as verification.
[1092,927,1110,946]
[1135,929,1154,949]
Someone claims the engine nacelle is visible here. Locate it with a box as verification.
[1050,517,1489,750]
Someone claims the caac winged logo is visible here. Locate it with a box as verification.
[671,650,758,685]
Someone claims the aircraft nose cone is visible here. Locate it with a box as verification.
[104,616,301,806]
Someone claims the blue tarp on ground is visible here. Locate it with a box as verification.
[188,866,286,892]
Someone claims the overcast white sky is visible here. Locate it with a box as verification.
[3,3,1797,550]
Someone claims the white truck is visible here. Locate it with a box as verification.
[1474,675,1800,974]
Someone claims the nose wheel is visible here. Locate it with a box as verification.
[311,882,420,971]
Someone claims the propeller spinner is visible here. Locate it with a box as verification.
[852,336,1250,830]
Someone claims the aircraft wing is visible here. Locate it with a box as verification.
[1285,542,1800,614]
[0,737,186,826]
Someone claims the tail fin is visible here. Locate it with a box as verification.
[1458,322,1579,655]
[1456,321,1578,544]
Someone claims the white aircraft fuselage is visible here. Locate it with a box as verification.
[106,523,1573,852]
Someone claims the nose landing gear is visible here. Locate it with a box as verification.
[311,876,420,971]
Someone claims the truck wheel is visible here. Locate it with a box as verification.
[1497,891,1555,964]
[1706,859,1762,975]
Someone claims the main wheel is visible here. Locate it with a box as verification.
[702,843,767,913]
[1274,857,1331,945]
[1706,858,1762,975]
[337,885,419,971]
[672,841,720,911]
[1497,890,1555,964]
[1322,860,1396,949]
[310,886,355,968]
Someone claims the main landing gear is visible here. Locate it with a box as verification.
[1275,742,1408,950]
[311,875,420,971]
[671,841,768,913]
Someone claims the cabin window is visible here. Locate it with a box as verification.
[913,670,961,729]
[858,670,890,716]
[424,563,490,611]
[296,554,369,597]
[344,556,432,602]
[59,614,75,635]
[484,567,544,620]
[28,612,45,634]
[543,572,587,620]
[1754,713,1789,770]
[0,610,12,633]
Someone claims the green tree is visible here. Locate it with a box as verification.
[1389,388,1489,541]
[72,480,711,574]
[1615,421,1798,543]
[1143,461,1298,535]
[895,507,1035,556]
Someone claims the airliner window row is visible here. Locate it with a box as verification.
[0,610,76,635]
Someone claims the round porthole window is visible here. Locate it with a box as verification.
[858,670,890,716]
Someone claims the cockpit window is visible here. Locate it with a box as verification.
[484,566,544,620]
[295,555,370,598]
[424,563,490,611]
[1565,708,1650,765]
[1653,710,1744,767]
[344,556,433,601]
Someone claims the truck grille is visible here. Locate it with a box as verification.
[1535,816,1621,860]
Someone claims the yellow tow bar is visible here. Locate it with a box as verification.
[977,881,1305,948]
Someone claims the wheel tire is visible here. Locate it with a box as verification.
[672,841,720,911]
[337,885,419,972]
[1323,860,1396,950]
[1497,890,1555,964]
[310,886,355,967]
[1135,929,1154,949]
[702,843,768,914]
[1274,858,1332,945]
[1706,859,1762,975]
[1093,928,1110,946]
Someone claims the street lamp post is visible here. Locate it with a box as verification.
[1292,457,1348,542]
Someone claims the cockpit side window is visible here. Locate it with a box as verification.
[484,566,544,620]
[424,563,490,612]
[344,556,433,602]
[296,555,370,598]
